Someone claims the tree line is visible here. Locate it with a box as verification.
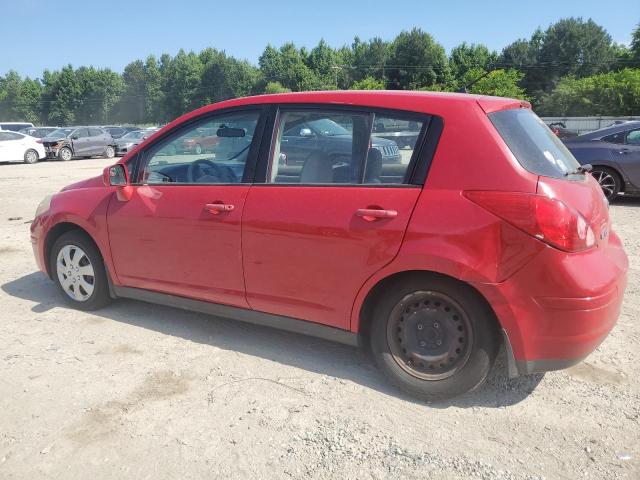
[1,17,639,126]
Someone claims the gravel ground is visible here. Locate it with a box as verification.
[0,157,638,479]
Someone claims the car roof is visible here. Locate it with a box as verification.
[161,90,528,132]
[572,120,640,141]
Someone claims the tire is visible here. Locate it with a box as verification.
[24,149,39,164]
[49,230,111,311]
[370,275,499,401]
[58,146,73,161]
[194,143,203,155]
[590,167,621,200]
[104,145,115,159]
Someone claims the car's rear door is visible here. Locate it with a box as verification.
[242,106,431,329]
[106,108,266,307]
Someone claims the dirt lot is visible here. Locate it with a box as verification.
[0,157,638,479]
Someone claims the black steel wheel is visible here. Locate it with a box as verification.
[387,290,473,381]
[370,274,499,401]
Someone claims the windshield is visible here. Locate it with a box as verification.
[489,109,580,178]
[307,118,350,136]
[122,131,143,140]
[44,128,74,139]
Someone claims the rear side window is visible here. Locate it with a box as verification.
[89,128,103,137]
[489,109,580,178]
[268,109,426,185]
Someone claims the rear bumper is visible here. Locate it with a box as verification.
[475,231,628,376]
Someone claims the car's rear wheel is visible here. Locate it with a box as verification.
[195,143,203,155]
[24,149,39,164]
[590,167,621,200]
[105,145,115,158]
[58,147,73,161]
[50,231,111,311]
[370,275,499,401]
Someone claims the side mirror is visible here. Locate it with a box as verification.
[299,127,314,137]
[71,135,79,140]
[103,164,132,201]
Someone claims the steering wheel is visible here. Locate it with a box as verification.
[187,158,217,183]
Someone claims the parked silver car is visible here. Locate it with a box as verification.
[41,127,116,161]
[114,128,158,156]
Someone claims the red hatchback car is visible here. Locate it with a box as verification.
[30,91,628,400]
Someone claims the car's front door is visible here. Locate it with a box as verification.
[106,108,264,307]
[617,128,640,186]
[242,107,430,329]
[71,128,90,156]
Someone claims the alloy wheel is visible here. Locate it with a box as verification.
[56,244,95,302]
[591,170,616,198]
[386,290,473,381]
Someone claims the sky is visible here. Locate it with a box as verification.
[1,0,638,78]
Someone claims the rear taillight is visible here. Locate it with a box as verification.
[463,191,595,252]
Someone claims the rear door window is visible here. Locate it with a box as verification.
[489,108,580,178]
[268,108,427,185]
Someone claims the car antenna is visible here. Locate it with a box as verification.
[457,63,497,93]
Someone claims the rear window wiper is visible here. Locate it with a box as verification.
[565,163,592,176]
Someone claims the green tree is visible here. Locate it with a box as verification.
[161,50,204,120]
[259,43,320,91]
[0,71,43,123]
[351,36,390,84]
[630,22,640,66]
[264,81,291,94]
[449,43,497,88]
[350,76,385,90]
[537,68,640,116]
[387,28,450,90]
[462,68,528,99]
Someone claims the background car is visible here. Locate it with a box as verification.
[0,122,34,132]
[18,126,59,138]
[547,121,578,140]
[278,117,401,166]
[114,129,157,156]
[0,130,45,163]
[102,126,140,139]
[41,127,115,161]
[564,121,640,199]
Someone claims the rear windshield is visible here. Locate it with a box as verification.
[489,108,580,178]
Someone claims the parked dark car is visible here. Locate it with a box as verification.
[114,129,157,156]
[18,127,59,138]
[41,127,116,161]
[547,122,578,140]
[278,117,402,166]
[102,126,140,139]
[564,121,640,200]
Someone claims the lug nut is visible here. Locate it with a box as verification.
[417,324,423,330]
[433,322,439,328]
[436,340,442,346]
[419,341,426,347]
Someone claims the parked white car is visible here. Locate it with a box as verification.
[0,131,46,164]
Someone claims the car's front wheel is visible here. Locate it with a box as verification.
[370,275,499,401]
[24,149,39,164]
[590,167,621,201]
[105,145,115,158]
[50,231,111,311]
[58,147,73,161]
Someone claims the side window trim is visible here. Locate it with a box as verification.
[253,103,436,187]
[134,106,268,185]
